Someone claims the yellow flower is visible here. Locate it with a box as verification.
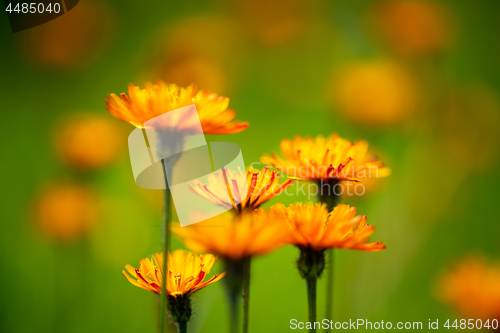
[437,256,500,322]
[190,167,294,212]
[256,202,386,252]
[33,183,99,242]
[261,134,390,181]
[172,211,287,261]
[331,61,418,126]
[122,249,225,297]
[106,81,248,134]
[54,115,126,170]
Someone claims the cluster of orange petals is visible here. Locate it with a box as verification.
[122,249,225,297]
[261,134,390,181]
[438,256,500,322]
[189,167,294,212]
[106,81,248,134]
[256,202,386,252]
[172,212,288,261]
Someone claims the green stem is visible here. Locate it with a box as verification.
[159,159,172,333]
[228,288,239,333]
[242,257,251,333]
[177,321,187,333]
[325,249,334,321]
[317,179,340,324]
[306,277,317,333]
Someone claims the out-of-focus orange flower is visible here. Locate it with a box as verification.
[232,0,322,46]
[172,211,287,261]
[106,81,248,134]
[33,183,99,242]
[331,61,418,126]
[144,16,246,95]
[54,115,126,170]
[437,256,500,322]
[19,1,114,69]
[190,167,294,213]
[373,0,454,56]
[261,134,390,181]
[123,250,225,297]
[256,202,386,252]
[441,85,500,171]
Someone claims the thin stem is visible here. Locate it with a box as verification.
[326,249,334,321]
[159,159,172,333]
[228,287,239,333]
[242,257,251,333]
[306,277,317,333]
[177,321,187,333]
[317,179,340,324]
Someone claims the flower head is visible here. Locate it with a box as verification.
[122,249,225,297]
[261,134,390,181]
[172,211,287,261]
[106,81,248,134]
[33,183,99,242]
[190,167,294,213]
[256,202,386,252]
[54,115,126,170]
[373,0,454,56]
[437,256,500,322]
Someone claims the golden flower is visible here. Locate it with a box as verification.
[106,81,248,134]
[256,202,386,252]
[373,0,453,56]
[261,134,390,181]
[437,256,500,322]
[122,249,225,297]
[54,115,126,170]
[33,183,99,242]
[190,167,294,212]
[331,61,418,127]
[172,211,287,261]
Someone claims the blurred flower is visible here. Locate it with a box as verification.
[261,134,390,181]
[106,81,248,134]
[172,211,287,262]
[144,15,247,94]
[231,0,322,46]
[19,1,114,69]
[33,183,99,242]
[122,250,225,297]
[256,202,386,252]
[437,256,500,322]
[190,167,294,213]
[331,61,418,126]
[441,85,500,171]
[54,115,126,170]
[372,0,454,56]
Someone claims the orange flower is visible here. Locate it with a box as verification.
[106,81,248,134]
[256,202,386,252]
[33,183,99,242]
[331,61,418,127]
[190,167,294,212]
[54,114,126,170]
[122,249,225,297]
[172,211,287,261]
[261,134,390,181]
[373,0,454,56]
[437,256,500,322]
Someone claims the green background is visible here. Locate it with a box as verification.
[1,0,500,332]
